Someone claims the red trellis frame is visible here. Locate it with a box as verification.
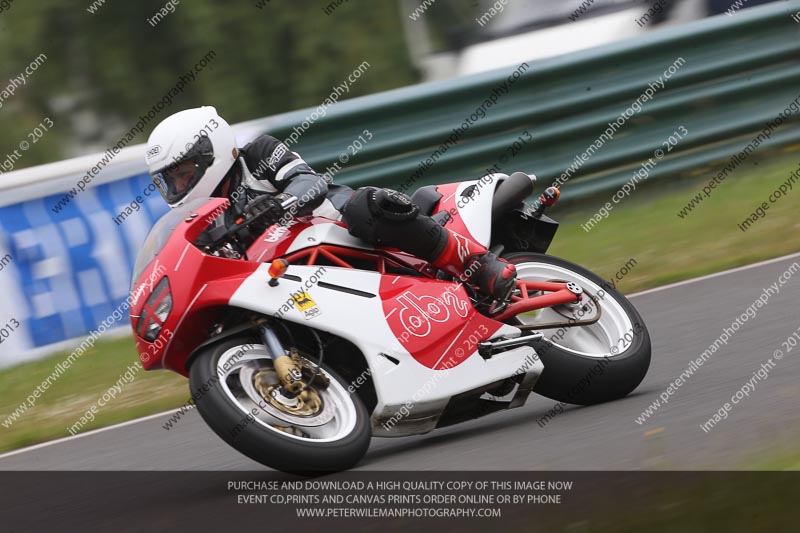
[280,245,579,320]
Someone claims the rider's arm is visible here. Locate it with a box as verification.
[240,134,328,216]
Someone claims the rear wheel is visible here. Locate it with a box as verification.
[189,335,371,474]
[502,252,651,405]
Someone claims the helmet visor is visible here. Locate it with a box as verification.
[151,136,215,205]
[152,160,205,205]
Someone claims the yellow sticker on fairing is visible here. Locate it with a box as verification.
[292,291,317,312]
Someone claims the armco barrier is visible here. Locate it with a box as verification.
[263,1,800,201]
[1,1,798,364]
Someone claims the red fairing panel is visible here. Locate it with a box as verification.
[130,200,261,376]
[379,275,503,370]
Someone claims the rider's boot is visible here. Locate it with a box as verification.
[430,229,517,301]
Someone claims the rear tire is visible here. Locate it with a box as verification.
[503,252,651,405]
[189,335,371,474]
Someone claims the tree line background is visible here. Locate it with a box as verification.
[0,0,419,169]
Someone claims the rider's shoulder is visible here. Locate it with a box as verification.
[240,133,287,155]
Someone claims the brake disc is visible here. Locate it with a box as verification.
[239,365,335,427]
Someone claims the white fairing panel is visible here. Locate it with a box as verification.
[228,265,542,436]
[449,174,506,247]
[311,198,343,220]
[285,222,371,254]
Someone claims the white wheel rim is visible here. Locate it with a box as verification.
[215,344,358,443]
[512,261,634,358]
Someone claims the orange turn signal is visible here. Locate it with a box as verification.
[268,258,289,286]
[540,186,560,207]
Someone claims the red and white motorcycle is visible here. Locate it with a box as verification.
[129,171,650,473]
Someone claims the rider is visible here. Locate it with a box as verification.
[145,106,516,300]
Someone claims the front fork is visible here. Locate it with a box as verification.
[260,324,304,393]
[258,324,327,414]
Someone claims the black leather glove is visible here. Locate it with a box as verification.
[241,194,287,226]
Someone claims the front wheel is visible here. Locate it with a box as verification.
[503,252,651,405]
[189,335,371,474]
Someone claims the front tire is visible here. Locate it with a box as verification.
[503,252,651,405]
[189,335,371,474]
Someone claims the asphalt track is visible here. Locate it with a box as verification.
[2,253,800,471]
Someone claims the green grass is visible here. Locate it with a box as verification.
[0,336,188,453]
[547,148,800,294]
[0,149,798,457]
[752,446,800,471]
[761,456,800,470]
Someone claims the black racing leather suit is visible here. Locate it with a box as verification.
[215,134,448,259]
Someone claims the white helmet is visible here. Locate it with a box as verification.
[145,106,237,207]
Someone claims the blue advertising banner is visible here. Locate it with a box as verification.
[0,172,168,354]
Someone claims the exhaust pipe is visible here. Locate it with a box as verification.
[479,331,544,358]
[491,172,536,222]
